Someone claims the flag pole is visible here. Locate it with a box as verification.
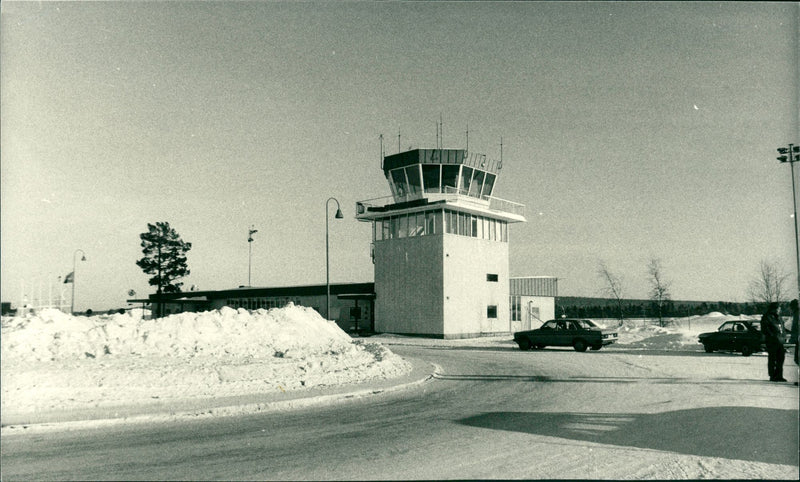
[71,249,86,315]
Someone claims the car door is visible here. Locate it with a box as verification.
[537,320,559,345]
[564,320,581,346]
[553,320,571,346]
[715,321,736,350]
[732,322,757,351]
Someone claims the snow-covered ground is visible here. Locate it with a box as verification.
[0,308,789,425]
[1,304,411,419]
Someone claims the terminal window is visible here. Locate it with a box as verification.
[510,295,521,321]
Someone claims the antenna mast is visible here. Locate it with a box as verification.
[440,112,443,148]
[500,137,504,163]
[398,128,401,153]
[466,124,469,152]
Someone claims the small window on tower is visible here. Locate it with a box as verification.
[487,305,498,318]
[487,274,499,282]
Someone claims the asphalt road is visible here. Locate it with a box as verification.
[2,345,798,480]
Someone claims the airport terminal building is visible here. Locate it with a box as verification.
[131,148,557,338]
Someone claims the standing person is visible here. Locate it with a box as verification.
[761,302,786,382]
[790,299,799,385]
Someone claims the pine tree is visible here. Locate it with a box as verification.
[136,222,192,294]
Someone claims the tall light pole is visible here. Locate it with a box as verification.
[326,197,343,321]
[248,225,258,286]
[71,249,86,315]
[777,143,800,300]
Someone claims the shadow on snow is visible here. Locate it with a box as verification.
[457,407,799,466]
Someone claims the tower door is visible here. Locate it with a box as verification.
[528,302,540,328]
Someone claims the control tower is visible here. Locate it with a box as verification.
[356,148,526,338]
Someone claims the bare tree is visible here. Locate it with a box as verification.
[747,259,789,307]
[647,257,672,327]
[597,260,625,323]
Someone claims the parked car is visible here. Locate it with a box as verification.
[698,320,764,356]
[513,318,618,352]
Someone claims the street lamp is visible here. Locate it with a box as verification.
[777,143,800,300]
[71,249,86,315]
[248,225,258,286]
[326,197,344,321]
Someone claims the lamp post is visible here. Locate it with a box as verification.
[248,225,258,286]
[71,249,86,315]
[326,197,343,321]
[777,143,800,300]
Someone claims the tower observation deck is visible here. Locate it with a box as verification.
[356,148,525,224]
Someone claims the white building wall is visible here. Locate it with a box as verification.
[373,235,444,335]
[523,295,555,328]
[442,234,510,338]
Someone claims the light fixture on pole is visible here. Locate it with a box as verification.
[71,249,86,315]
[248,225,258,287]
[777,143,800,300]
[326,197,344,321]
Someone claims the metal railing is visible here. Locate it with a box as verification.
[357,189,524,218]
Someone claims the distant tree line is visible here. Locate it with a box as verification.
[590,257,795,325]
[555,296,792,320]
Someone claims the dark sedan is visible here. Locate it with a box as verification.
[698,320,763,356]
[513,318,618,352]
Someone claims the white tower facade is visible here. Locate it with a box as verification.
[356,148,525,338]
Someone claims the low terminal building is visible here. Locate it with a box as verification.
[129,283,376,332]
[130,277,556,337]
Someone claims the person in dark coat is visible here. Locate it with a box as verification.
[790,299,798,385]
[761,302,786,382]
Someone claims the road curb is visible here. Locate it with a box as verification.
[1,357,436,434]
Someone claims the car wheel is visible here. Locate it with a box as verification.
[741,344,753,357]
[703,343,714,353]
[517,338,532,351]
[533,344,544,350]
[573,339,588,352]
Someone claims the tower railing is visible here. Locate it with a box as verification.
[356,189,524,218]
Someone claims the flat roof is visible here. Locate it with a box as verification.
[133,282,376,302]
[382,149,502,175]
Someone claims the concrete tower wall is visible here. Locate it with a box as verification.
[373,234,444,335]
[442,234,510,338]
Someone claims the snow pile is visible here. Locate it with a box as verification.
[1,305,363,361]
[1,305,411,416]
[613,313,761,349]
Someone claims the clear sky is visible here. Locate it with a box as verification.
[2,1,798,311]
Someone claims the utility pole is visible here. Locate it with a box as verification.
[776,143,800,300]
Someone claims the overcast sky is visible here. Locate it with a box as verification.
[2,1,798,311]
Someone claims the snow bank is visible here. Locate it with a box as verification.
[1,305,411,416]
[613,314,761,348]
[1,304,361,361]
